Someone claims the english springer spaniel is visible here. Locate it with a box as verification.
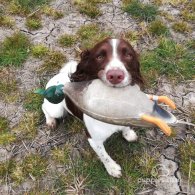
[42,38,145,178]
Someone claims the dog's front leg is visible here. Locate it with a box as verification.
[88,138,122,178]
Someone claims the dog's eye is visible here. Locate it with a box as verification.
[96,55,104,61]
[124,52,132,59]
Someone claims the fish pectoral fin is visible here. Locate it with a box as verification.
[158,96,176,110]
[141,114,172,136]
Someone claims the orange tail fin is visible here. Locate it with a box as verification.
[141,114,172,136]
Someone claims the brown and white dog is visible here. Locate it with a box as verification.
[42,38,145,178]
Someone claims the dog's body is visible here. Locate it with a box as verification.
[42,38,144,178]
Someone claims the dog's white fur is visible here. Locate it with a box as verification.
[42,60,138,178]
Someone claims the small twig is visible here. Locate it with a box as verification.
[187,159,193,194]
[27,7,41,17]
[75,46,82,54]
[22,141,30,153]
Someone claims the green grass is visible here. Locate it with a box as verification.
[42,5,64,20]
[0,15,15,28]
[63,116,85,134]
[75,2,101,18]
[172,21,191,33]
[76,133,157,194]
[178,139,195,184]
[0,32,31,67]
[148,19,169,36]
[25,17,42,30]
[77,24,112,48]
[31,44,49,58]
[9,0,50,15]
[0,117,16,145]
[22,154,48,178]
[12,111,40,139]
[58,34,77,47]
[74,0,110,18]
[123,0,158,22]
[38,50,66,73]
[0,154,47,185]
[141,38,195,86]
[0,68,19,102]
[24,90,43,113]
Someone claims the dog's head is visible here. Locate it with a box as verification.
[70,38,144,88]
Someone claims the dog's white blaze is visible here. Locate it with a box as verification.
[111,39,118,59]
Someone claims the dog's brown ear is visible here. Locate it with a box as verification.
[70,50,91,82]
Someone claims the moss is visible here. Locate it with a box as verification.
[38,50,66,73]
[24,90,43,113]
[22,154,48,178]
[58,34,77,47]
[77,24,112,49]
[172,21,191,33]
[31,44,49,58]
[123,0,158,22]
[42,5,64,20]
[25,17,42,30]
[148,19,169,36]
[178,139,195,183]
[12,111,40,139]
[0,15,15,28]
[0,32,31,67]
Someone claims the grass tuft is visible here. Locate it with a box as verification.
[172,21,191,33]
[0,68,19,103]
[0,117,16,145]
[74,0,105,18]
[38,50,66,73]
[124,30,141,46]
[31,44,49,58]
[22,154,48,178]
[25,16,42,30]
[0,32,31,67]
[0,15,15,28]
[51,144,72,164]
[24,90,43,113]
[58,34,77,47]
[42,5,64,20]
[12,111,40,139]
[9,0,50,15]
[64,116,85,134]
[141,38,195,86]
[77,24,112,48]
[148,19,169,36]
[123,0,158,22]
[178,139,195,183]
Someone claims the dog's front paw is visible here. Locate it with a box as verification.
[105,161,122,178]
[46,118,57,129]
